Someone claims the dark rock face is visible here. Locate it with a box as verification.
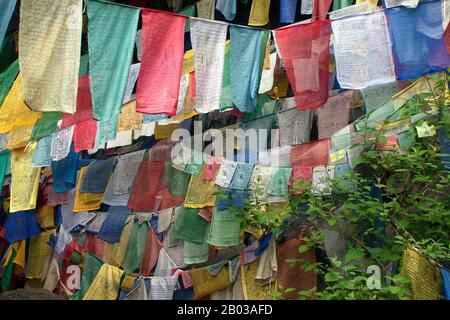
[0,288,66,300]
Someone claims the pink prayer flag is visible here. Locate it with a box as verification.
[136,10,187,116]
[73,119,97,153]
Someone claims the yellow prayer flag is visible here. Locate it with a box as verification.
[73,166,104,212]
[416,121,436,138]
[249,0,271,26]
[10,143,41,212]
[117,100,142,132]
[83,263,124,300]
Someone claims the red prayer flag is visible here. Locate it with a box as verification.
[73,118,97,153]
[61,76,93,128]
[136,10,187,116]
[291,138,331,167]
[274,20,331,109]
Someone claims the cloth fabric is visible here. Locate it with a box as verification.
[400,247,441,300]
[249,0,271,26]
[215,160,238,188]
[123,221,149,273]
[173,207,208,244]
[26,230,55,279]
[178,5,196,32]
[184,165,217,208]
[61,189,95,232]
[317,90,352,139]
[216,0,236,21]
[196,0,215,20]
[190,18,228,114]
[32,135,53,168]
[98,206,131,244]
[10,144,41,213]
[154,247,177,276]
[0,150,10,188]
[136,10,187,116]
[184,237,210,265]
[0,60,19,108]
[83,263,124,300]
[268,167,293,196]
[164,161,190,197]
[0,0,16,48]
[191,265,230,299]
[230,25,265,113]
[274,20,331,109]
[72,167,103,213]
[61,75,93,128]
[50,126,74,161]
[229,163,254,190]
[276,236,316,300]
[51,144,81,193]
[278,107,313,146]
[19,0,81,113]
[0,74,41,135]
[207,207,241,247]
[280,0,297,24]
[385,0,450,80]
[203,156,222,181]
[73,118,97,153]
[80,157,116,193]
[241,257,274,300]
[114,219,134,268]
[77,252,104,300]
[87,0,140,121]
[259,52,277,94]
[441,268,450,300]
[360,82,399,113]
[139,228,163,276]
[332,0,353,11]
[147,276,178,300]
[220,41,233,111]
[30,112,61,141]
[331,11,397,89]
[4,209,40,243]
[291,138,331,167]
[117,100,142,132]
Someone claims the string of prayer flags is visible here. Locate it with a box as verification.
[87,0,140,121]
[331,11,397,89]
[18,0,81,114]
[216,0,237,21]
[248,0,271,26]
[10,144,41,213]
[190,18,228,114]
[280,0,297,24]
[385,0,450,80]
[230,25,265,113]
[137,10,187,116]
[274,20,332,109]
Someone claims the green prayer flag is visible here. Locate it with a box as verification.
[174,207,208,244]
[87,0,140,121]
[0,59,19,106]
[178,4,196,32]
[123,221,149,273]
[30,112,61,140]
[207,207,240,247]
[0,150,10,189]
[220,42,233,111]
[0,249,16,290]
[332,0,354,11]
[165,161,190,196]
[79,53,89,76]
[76,252,104,300]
